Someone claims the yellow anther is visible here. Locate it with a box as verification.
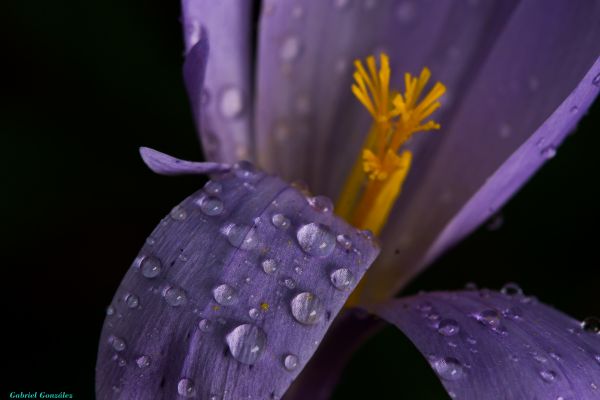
[260,302,270,311]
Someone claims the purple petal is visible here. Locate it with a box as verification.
[361,2,600,303]
[370,289,600,400]
[181,0,254,163]
[96,162,379,399]
[140,147,230,175]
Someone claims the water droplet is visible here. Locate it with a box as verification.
[297,223,336,257]
[532,352,549,363]
[501,282,523,296]
[177,378,197,397]
[125,293,139,309]
[438,319,460,336]
[396,1,416,23]
[430,357,465,381]
[549,352,561,361]
[592,72,600,87]
[197,195,224,216]
[541,145,557,159]
[110,336,126,352]
[503,307,523,321]
[261,259,278,274]
[283,277,296,289]
[140,256,162,278]
[475,309,501,328]
[198,319,213,332]
[294,266,303,274]
[222,223,258,250]
[233,160,259,180]
[226,324,267,365]
[308,196,333,213]
[170,205,187,221]
[249,308,260,319]
[330,268,354,290]
[219,87,244,119]
[204,180,222,195]
[106,305,115,316]
[280,36,301,62]
[271,213,291,229]
[145,236,156,246]
[291,292,323,324]
[213,284,237,306]
[136,355,151,368]
[581,316,600,333]
[284,354,299,371]
[593,353,600,365]
[539,370,557,383]
[163,286,187,307]
[336,234,352,250]
[466,336,477,345]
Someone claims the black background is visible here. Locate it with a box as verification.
[3,1,599,399]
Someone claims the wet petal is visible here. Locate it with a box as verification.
[361,2,600,303]
[370,289,600,400]
[181,0,254,163]
[96,158,379,399]
[140,147,230,175]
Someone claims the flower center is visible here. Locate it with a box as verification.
[336,53,446,236]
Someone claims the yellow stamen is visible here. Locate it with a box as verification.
[335,53,445,306]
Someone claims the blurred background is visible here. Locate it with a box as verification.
[2,0,599,398]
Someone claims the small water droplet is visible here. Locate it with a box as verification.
[291,292,323,324]
[198,319,213,332]
[125,293,139,309]
[475,309,501,328]
[503,307,523,321]
[532,352,549,363]
[592,72,600,87]
[541,146,557,159]
[283,277,296,289]
[170,205,187,221]
[233,160,259,180]
[438,319,460,336]
[271,213,291,229]
[539,370,557,383]
[222,223,258,250]
[249,308,260,319]
[261,259,278,274]
[294,266,303,275]
[177,378,197,397]
[297,223,336,257]
[226,324,267,365]
[220,87,244,119]
[145,236,156,246]
[163,286,187,307]
[136,355,151,368]
[204,180,223,195]
[308,196,333,213]
[283,354,299,371]
[280,36,301,62]
[430,356,465,381]
[110,336,126,352]
[330,268,354,290]
[581,316,600,333]
[140,256,162,278]
[501,282,523,296]
[213,284,237,306]
[197,195,224,216]
[106,305,115,316]
[466,336,477,345]
[336,234,352,250]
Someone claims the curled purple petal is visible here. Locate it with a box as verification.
[96,164,379,399]
[139,147,230,175]
[370,289,600,400]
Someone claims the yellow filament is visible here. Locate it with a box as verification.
[335,53,445,306]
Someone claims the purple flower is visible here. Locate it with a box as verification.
[97,1,600,399]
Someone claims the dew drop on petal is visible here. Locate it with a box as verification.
[581,316,600,333]
[291,292,323,325]
[283,354,299,371]
[140,256,162,278]
[136,355,151,368]
[197,196,224,216]
[222,223,258,250]
[106,306,115,316]
[163,286,187,307]
[219,87,244,119]
[336,234,352,250]
[110,336,126,352]
[501,282,523,297]
[203,180,223,195]
[225,324,267,365]
[330,268,354,290]
[297,223,336,257]
[169,205,187,221]
[213,284,237,306]
[177,378,197,397]
[475,309,501,328]
[249,308,260,319]
[233,160,259,180]
[125,293,139,309]
[539,370,557,383]
[261,259,278,274]
[271,213,291,229]
[308,196,333,213]
[198,319,213,332]
[438,319,460,336]
[430,356,465,381]
[280,36,301,62]
[283,277,296,290]
[541,146,557,159]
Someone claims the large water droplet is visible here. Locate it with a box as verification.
[213,284,237,306]
[110,336,127,352]
[475,309,501,328]
[163,286,187,307]
[125,293,139,309]
[204,180,223,195]
[261,258,278,274]
[226,324,267,365]
[136,355,151,368]
[330,268,354,290]
[139,256,161,278]
[291,292,323,324]
[197,195,224,216]
[308,196,333,213]
[220,87,244,119]
[170,205,187,221]
[280,36,301,62]
[581,316,600,333]
[177,378,197,397]
[430,357,465,381]
[271,213,291,229]
[249,308,260,319]
[539,370,557,383]
[222,223,258,250]
[438,319,460,336]
[297,223,335,257]
[501,282,523,297]
[284,354,299,371]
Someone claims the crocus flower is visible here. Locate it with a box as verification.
[96,1,600,399]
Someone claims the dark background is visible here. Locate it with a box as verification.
[2,1,599,399]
